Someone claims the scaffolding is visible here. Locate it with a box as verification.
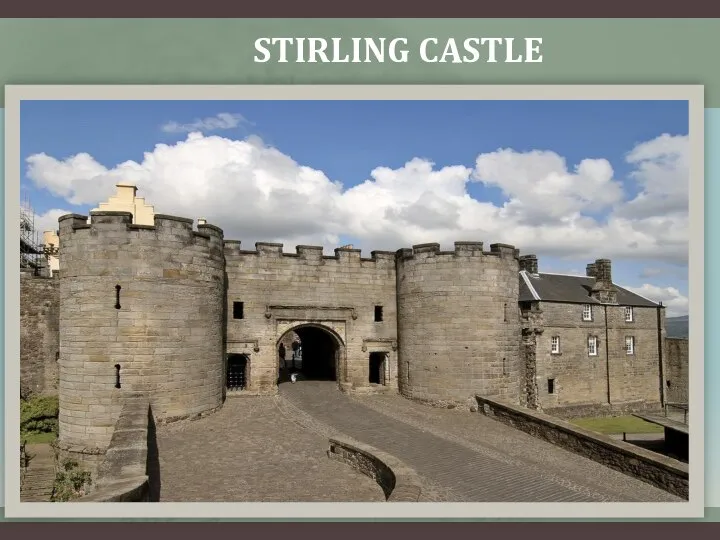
[20,193,45,273]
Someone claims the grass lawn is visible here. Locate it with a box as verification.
[21,431,57,445]
[570,415,663,435]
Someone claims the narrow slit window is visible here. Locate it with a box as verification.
[374,305,383,322]
[233,301,244,320]
[115,284,121,309]
[548,378,556,394]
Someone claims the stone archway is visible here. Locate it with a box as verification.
[276,323,346,384]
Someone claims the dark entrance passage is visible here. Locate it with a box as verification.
[227,354,248,391]
[369,352,386,385]
[278,326,339,382]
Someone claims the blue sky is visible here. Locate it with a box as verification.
[20,99,690,316]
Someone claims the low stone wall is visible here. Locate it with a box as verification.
[665,338,689,404]
[475,396,688,500]
[542,400,663,420]
[327,437,422,501]
[79,394,152,502]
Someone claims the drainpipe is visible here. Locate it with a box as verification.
[604,305,611,405]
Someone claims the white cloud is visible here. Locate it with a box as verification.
[26,152,113,206]
[473,149,624,225]
[618,133,689,219]
[33,209,72,236]
[625,284,689,318]
[24,131,689,270]
[161,113,252,134]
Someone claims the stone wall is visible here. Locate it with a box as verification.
[532,302,663,415]
[327,436,422,502]
[57,211,226,458]
[224,242,397,393]
[475,395,688,499]
[79,394,153,502]
[396,242,522,406]
[665,338,689,404]
[606,305,663,405]
[536,302,610,409]
[20,269,59,398]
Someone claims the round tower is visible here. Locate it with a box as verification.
[57,211,225,458]
[396,241,522,406]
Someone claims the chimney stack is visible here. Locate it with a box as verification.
[589,258,617,304]
[586,263,597,278]
[519,254,538,274]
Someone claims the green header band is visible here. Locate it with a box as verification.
[0,19,718,104]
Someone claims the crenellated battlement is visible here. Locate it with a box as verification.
[223,239,519,265]
[396,241,520,262]
[224,240,396,266]
[58,211,224,252]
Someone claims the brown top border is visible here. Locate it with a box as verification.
[0,1,720,17]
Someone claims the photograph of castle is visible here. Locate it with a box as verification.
[10,89,699,516]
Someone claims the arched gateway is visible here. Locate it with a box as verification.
[276,323,346,384]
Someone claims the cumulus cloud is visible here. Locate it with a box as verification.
[23,130,689,267]
[617,133,689,220]
[625,284,689,318]
[473,149,623,225]
[161,113,252,134]
[33,209,72,236]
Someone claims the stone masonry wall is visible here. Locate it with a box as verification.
[665,338,689,404]
[20,270,60,398]
[536,302,610,409]
[396,242,522,406]
[224,242,397,393]
[536,302,663,412]
[605,305,663,406]
[57,211,225,455]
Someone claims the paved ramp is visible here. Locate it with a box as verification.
[280,381,681,503]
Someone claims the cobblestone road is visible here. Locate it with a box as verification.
[156,381,681,503]
[280,381,681,503]
[156,395,385,502]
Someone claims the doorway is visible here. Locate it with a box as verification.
[277,325,342,383]
[227,354,248,391]
[369,352,386,385]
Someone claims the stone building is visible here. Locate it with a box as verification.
[518,256,666,417]
[18,184,683,470]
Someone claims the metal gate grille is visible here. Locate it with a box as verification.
[227,355,247,391]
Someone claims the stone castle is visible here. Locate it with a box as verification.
[20,183,685,468]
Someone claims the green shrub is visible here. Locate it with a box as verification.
[21,395,59,440]
[51,459,92,502]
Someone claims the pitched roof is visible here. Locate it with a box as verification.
[518,271,660,307]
